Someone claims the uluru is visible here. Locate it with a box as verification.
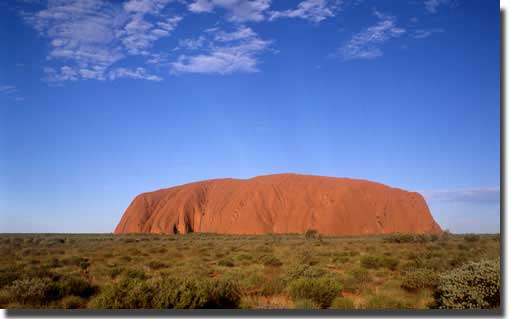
[114,173,441,236]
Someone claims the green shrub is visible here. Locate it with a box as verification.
[382,256,399,270]
[285,265,327,282]
[234,253,253,262]
[463,234,480,242]
[166,277,211,309]
[401,269,439,291]
[5,278,62,307]
[361,255,381,269]
[207,278,241,308]
[61,295,85,309]
[332,255,350,264]
[63,256,87,267]
[366,295,411,309]
[383,234,415,243]
[294,299,319,309]
[261,255,283,267]
[79,259,90,271]
[92,276,240,309]
[449,253,470,268]
[148,261,167,270]
[343,268,371,293]
[296,250,320,266]
[431,259,500,309]
[109,267,123,279]
[330,297,355,310]
[55,275,96,298]
[218,258,235,267]
[304,229,319,240]
[48,258,62,268]
[384,233,438,244]
[288,277,341,308]
[360,255,399,270]
[154,277,240,309]
[90,278,153,309]
[124,269,147,280]
[0,266,20,288]
[260,277,286,297]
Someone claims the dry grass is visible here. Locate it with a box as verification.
[0,232,500,309]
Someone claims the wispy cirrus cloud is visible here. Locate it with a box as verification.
[177,36,207,50]
[0,86,17,95]
[337,10,405,61]
[171,25,271,74]
[22,0,181,82]
[423,0,457,14]
[269,0,342,23]
[108,67,163,81]
[422,187,500,203]
[17,0,451,81]
[411,28,444,39]
[0,85,24,102]
[187,0,271,22]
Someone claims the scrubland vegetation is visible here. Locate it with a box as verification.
[0,232,500,310]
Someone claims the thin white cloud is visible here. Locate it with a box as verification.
[177,36,207,50]
[213,25,256,41]
[120,14,182,55]
[269,0,341,23]
[423,0,456,14]
[422,187,500,203]
[337,10,405,61]
[0,85,24,102]
[187,0,271,22]
[171,26,270,74]
[23,0,182,82]
[0,86,17,94]
[108,67,163,80]
[411,28,444,39]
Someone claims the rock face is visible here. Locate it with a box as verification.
[115,174,441,235]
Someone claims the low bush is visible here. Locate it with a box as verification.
[384,233,438,244]
[304,229,319,240]
[218,258,235,267]
[360,255,399,270]
[400,269,439,291]
[260,277,286,297]
[234,253,253,262]
[464,234,480,242]
[4,278,62,307]
[79,259,90,271]
[431,259,500,309]
[90,278,154,309]
[330,297,355,310]
[343,268,371,293]
[108,267,123,279]
[366,295,411,309]
[296,250,320,266]
[261,255,283,267]
[383,234,415,243]
[148,261,167,270]
[124,269,147,280]
[207,278,241,308]
[0,266,21,288]
[61,295,85,309]
[58,275,96,298]
[285,265,327,282]
[91,276,240,309]
[448,253,470,268]
[288,277,342,308]
[48,258,62,268]
[294,299,319,309]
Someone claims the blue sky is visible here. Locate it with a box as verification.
[0,0,500,233]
